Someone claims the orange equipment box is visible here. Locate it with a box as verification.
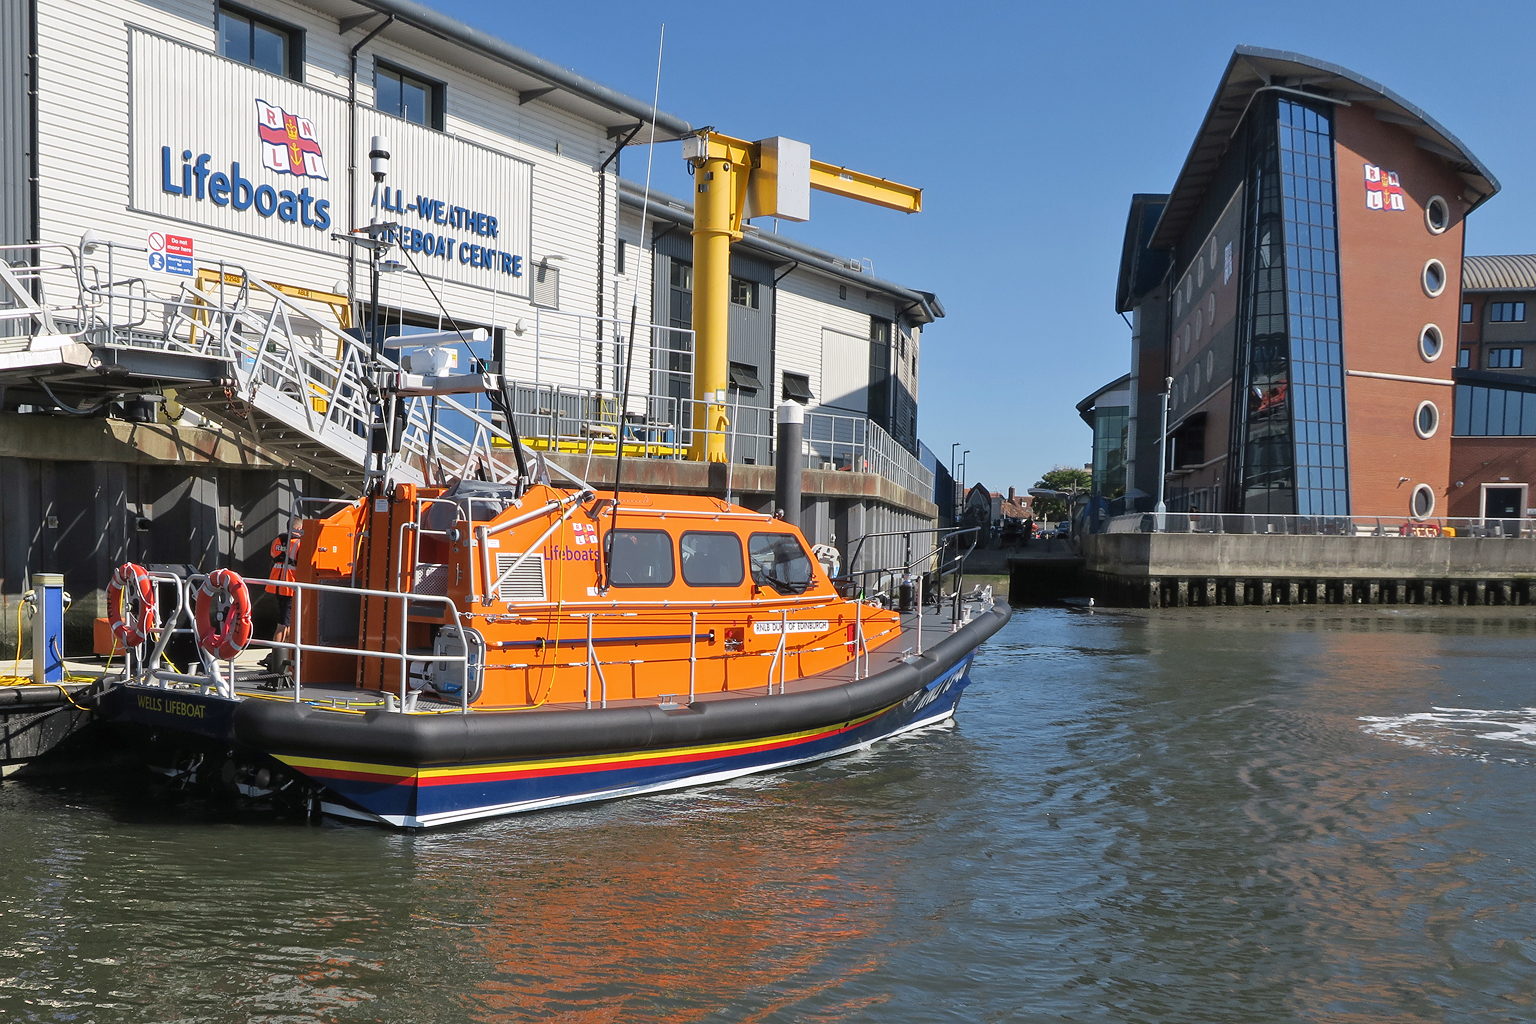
[93,617,125,657]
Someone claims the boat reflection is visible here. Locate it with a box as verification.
[404,781,905,1021]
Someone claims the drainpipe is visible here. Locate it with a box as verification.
[595,124,643,387]
[347,15,395,307]
[26,0,39,247]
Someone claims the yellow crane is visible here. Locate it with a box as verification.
[680,131,922,462]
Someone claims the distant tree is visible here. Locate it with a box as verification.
[1031,466,1092,520]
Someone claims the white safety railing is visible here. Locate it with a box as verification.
[3,240,934,498]
[1104,512,1536,539]
[118,569,475,713]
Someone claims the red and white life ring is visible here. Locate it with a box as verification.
[195,568,253,660]
[107,562,156,649]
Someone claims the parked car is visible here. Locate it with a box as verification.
[1054,520,1071,538]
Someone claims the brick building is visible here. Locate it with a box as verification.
[1448,255,1536,519]
[1107,46,1498,520]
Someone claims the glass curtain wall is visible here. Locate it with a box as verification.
[1093,406,1129,498]
[1230,95,1349,515]
[1279,100,1349,515]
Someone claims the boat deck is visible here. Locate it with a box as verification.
[208,605,983,716]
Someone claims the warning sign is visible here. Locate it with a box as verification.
[147,230,194,276]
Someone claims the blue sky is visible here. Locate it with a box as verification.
[436,0,1536,495]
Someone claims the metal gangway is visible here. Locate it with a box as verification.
[0,239,933,499]
[0,241,603,491]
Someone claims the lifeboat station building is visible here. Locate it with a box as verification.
[1097,46,1498,521]
[0,0,940,650]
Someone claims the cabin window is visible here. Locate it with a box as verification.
[607,529,674,587]
[680,531,744,586]
[748,532,814,594]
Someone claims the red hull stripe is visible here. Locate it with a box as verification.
[285,708,888,789]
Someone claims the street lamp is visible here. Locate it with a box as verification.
[1155,375,1172,530]
[950,442,960,524]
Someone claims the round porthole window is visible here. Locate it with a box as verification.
[1419,323,1443,362]
[1425,195,1450,235]
[1410,483,1436,519]
[1423,258,1447,297]
[1205,351,1214,381]
[1415,400,1440,438]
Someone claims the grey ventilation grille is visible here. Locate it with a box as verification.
[495,552,547,602]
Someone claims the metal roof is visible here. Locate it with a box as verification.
[1076,372,1133,425]
[307,0,694,142]
[1115,194,1170,313]
[1462,254,1536,293]
[1151,46,1499,251]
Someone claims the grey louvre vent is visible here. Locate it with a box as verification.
[496,552,547,602]
[782,372,813,403]
[532,264,560,309]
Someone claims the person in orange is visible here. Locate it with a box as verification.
[266,531,300,668]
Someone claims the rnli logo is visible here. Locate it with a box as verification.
[256,100,328,181]
[573,523,598,546]
[1364,164,1405,212]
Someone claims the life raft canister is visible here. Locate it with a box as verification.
[195,568,254,660]
[107,562,156,649]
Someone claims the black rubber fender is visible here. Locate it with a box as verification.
[234,604,1012,767]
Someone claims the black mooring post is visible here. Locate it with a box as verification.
[775,402,803,527]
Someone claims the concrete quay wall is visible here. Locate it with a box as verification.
[1082,533,1536,608]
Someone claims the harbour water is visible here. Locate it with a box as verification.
[4,606,1536,1022]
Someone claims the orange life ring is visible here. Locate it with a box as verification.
[195,569,254,660]
[107,562,156,649]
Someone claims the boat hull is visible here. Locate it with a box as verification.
[97,604,1010,828]
[289,650,976,828]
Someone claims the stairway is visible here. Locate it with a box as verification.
[147,275,517,492]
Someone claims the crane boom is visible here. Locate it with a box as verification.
[680,131,922,462]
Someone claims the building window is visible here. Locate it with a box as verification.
[1490,301,1526,322]
[217,3,302,80]
[375,60,444,130]
[782,372,813,404]
[868,319,892,430]
[1458,348,1471,368]
[1454,383,1536,436]
[1488,347,1524,369]
[1422,258,1447,297]
[1415,400,1440,439]
[1419,324,1443,362]
[838,284,847,300]
[1410,484,1436,520]
[1462,302,1474,323]
[616,239,627,277]
[728,361,763,394]
[730,277,759,309]
[1425,195,1450,234]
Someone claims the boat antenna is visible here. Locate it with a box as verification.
[602,22,665,590]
